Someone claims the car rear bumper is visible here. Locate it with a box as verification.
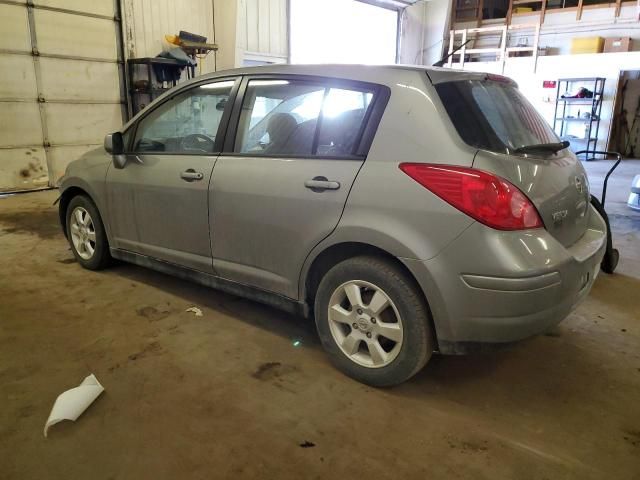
[402,205,607,354]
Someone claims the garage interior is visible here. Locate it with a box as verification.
[1,0,639,478]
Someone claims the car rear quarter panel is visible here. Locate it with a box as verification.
[299,70,478,298]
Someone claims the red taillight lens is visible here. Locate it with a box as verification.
[399,163,543,231]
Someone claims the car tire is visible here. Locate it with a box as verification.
[314,255,435,387]
[65,195,111,270]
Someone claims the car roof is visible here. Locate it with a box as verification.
[201,63,438,76]
[181,63,487,86]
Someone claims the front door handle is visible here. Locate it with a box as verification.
[180,169,204,182]
[304,176,340,192]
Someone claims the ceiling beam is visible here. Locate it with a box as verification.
[354,0,422,11]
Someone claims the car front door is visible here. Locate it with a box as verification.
[106,78,238,272]
[210,76,387,298]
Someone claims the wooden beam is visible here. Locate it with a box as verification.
[470,0,483,56]
[460,29,468,68]
[447,30,455,67]
[466,47,503,53]
[507,0,514,25]
[500,25,507,73]
[614,0,622,17]
[540,0,547,24]
[576,0,584,20]
[532,23,540,72]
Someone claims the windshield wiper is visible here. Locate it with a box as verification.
[513,141,570,155]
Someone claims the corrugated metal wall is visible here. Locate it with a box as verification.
[122,0,289,70]
[0,0,289,191]
[122,0,217,73]
[0,0,125,192]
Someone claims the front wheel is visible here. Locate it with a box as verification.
[314,256,435,387]
[66,195,111,270]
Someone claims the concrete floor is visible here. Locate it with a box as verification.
[1,161,639,479]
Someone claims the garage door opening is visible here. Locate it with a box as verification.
[290,0,398,65]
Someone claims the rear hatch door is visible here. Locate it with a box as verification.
[473,149,590,247]
[431,72,591,247]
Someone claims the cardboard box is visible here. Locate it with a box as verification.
[571,36,604,54]
[604,37,633,53]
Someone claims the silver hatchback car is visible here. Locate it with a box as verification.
[58,65,606,386]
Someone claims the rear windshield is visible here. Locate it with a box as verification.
[435,79,560,154]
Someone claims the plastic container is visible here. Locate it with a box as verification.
[571,37,604,54]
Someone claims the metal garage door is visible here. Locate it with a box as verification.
[0,0,125,192]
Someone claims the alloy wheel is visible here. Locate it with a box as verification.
[327,280,404,368]
[70,207,96,260]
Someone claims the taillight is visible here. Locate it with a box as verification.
[399,163,543,231]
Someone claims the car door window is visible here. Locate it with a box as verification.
[316,88,373,156]
[133,79,235,154]
[235,79,375,157]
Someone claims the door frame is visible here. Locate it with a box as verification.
[104,75,243,268]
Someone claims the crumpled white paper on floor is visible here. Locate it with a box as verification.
[185,306,203,317]
[44,374,104,437]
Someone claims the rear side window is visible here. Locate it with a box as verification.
[435,80,559,154]
[317,88,373,156]
[235,79,374,157]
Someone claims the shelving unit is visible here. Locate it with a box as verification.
[446,23,540,70]
[507,0,547,24]
[453,0,625,25]
[455,0,482,21]
[127,57,185,117]
[552,77,605,161]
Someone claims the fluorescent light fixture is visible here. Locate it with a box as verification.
[200,80,236,89]
[250,80,290,86]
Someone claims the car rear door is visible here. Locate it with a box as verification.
[105,77,238,272]
[209,75,389,298]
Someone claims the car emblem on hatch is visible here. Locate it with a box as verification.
[552,209,568,225]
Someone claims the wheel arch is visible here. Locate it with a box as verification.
[301,241,439,349]
[58,185,98,238]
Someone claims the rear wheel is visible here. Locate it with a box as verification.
[314,256,434,387]
[66,195,111,270]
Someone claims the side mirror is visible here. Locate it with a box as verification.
[104,132,124,155]
[105,132,126,169]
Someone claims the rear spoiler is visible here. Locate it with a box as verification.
[425,69,518,88]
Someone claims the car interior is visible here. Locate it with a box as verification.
[237,82,372,157]
[131,79,372,158]
[133,91,229,154]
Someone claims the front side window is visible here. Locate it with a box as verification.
[133,79,235,154]
[235,79,374,157]
[435,79,560,154]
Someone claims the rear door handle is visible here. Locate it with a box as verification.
[304,176,340,191]
[180,169,204,182]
